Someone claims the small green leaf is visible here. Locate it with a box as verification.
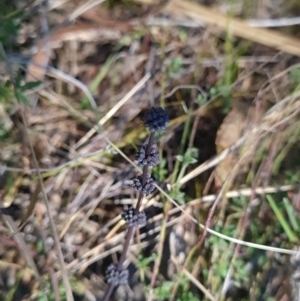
[176,155,184,162]
[21,80,42,91]
[137,254,157,269]
[16,90,29,104]
[181,147,198,165]
[153,281,173,299]
[168,56,183,78]
[290,68,300,84]
[169,186,186,204]
[283,197,300,232]
[196,93,206,106]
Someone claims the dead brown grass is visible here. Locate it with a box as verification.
[1,0,300,300]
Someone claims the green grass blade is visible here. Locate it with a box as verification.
[266,195,298,243]
[283,197,300,232]
[80,55,115,108]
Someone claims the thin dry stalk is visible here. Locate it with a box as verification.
[155,184,299,255]
[74,72,151,150]
[46,66,97,109]
[0,43,75,301]
[3,215,48,300]
[18,93,75,301]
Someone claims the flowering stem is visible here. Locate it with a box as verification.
[103,131,156,301]
[102,108,168,301]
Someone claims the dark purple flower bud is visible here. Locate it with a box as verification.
[122,208,147,227]
[135,144,160,167]
[127,175,155,195]
[143,107,169,131]
[105,264,129,287]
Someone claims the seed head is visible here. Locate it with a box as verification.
[128,175,156,195]
[105,264,129,287]
[143,107,169,131]
[122,208,147,227]
[135,144,160,167]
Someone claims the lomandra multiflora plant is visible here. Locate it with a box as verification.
[103,107,169,301]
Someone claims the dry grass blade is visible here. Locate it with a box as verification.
[131,0,300,57]
[179,135,246,186]
[74,72,151,150]
[67,0,106,21]
[48,0,69,10]
[155,184,299,255]
[247,16,300,28]
[190,184,295,204]
[46,66,97,109]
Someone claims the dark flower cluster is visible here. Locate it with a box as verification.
[135,144,159,167]
[144,107,169,131]
[105,264,129,287]
[122,208,147,227]
[103,107,168,301]
[128,175,156,195]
